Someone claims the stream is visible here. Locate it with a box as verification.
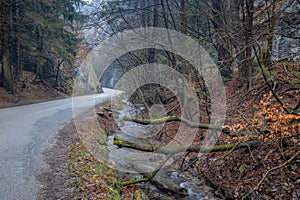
[106,99,219,199]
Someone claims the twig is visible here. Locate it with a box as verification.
[180,152,192,170]
[253,46,290,114]
[237,110,259,134]
[181,155,199,171]
[221,142,239,160]
[121,154,171,186]
[246,142,258,164]
[242,150,300,199]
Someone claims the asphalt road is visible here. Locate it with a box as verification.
[0,88,119,200]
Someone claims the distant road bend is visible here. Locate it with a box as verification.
[0,88,119,200]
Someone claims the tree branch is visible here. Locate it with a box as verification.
[113,135,261,154]
[123,116,233,135]
[242,150,300,200]
[253,46,290,114]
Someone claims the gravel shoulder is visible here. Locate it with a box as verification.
[37,120,78,200]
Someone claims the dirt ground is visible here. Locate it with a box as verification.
[37,120,78,200]
[0,71,67,109]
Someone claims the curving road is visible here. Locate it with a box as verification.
[0,88,118,200]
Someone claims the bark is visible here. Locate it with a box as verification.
[253,46,290,114]
[121,166,160,186]
[121,160,188,197]
[35,27,44,81]
[151,176,188,197]
[161,0,177,71]
[113,135,157,152]
[54,59,64,89]
[240,0,254,89]
[141,0,148,28]
[10,2,20,80]
[180,0,187,34]
[123,116,232,135]
[121,153,168,187]
[1,0,14,92]
[147,0,159,64]
[211,0,233,81]
[259,1,277,68]
[113,135,261,154]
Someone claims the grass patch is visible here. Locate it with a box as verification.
[68,141,129,199]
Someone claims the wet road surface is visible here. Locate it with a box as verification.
[0,88,118,200]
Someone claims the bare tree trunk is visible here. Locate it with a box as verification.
[141,0,148,28]
[180,0,187,34]
[148,0,159,64]
[1,0,14,93]
[263,1,276,67]
[113,135,261,154]
[239,0,254,89]
[35,27,43,82]
[10,2,21,80]
[55,59,64,89]
[211,0,233,81]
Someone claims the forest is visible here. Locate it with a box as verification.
[1,0,299,199]
[0,0,83,96]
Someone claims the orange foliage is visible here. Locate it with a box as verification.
[77,44,92,60]
[228,92,300,141]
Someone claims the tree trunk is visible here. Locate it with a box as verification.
[113,135,261,154]
[123,116,231,134]
[263,1,276,68]
[240,0,254,89]
[55,59,64,89]
[121,158,189,197]
[1,0,14,93]
[180,0,187,34]
[211,0,233,81]
[11,2,21,80]
[35,27,44,81]
[147,0,159,64]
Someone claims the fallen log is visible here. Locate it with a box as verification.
[121,165,160,186]
[113,135,261,154]
[123,116,232,135]
[122,162,188,197]
[151,176,188,197]
[113,135,157,152]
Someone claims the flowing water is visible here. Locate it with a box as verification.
[107,100,218,199]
